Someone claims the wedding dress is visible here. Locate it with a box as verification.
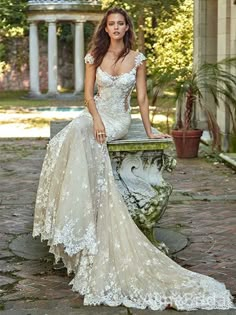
[33,52,235,311]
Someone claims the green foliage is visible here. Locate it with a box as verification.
[0,0,28,67]
[102,0,183,16]
[37,23,49,41]
[0,43,6,61]
[148,0,193,78]
[0,0,28,37]
[84,22,96,50]
[57,23,73,43]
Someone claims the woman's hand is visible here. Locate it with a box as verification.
[93,116,107,144]
[148,132,172,139]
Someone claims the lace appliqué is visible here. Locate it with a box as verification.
[53,221,97,256]
[134,52,146,68]
[84,53,95,64]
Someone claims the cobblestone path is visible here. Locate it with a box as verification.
[0,139,235,315]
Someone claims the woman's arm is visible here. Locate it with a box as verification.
[84,62,107,144]
[136,61,170,139]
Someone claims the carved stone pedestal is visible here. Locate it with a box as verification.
[110,150,175,245]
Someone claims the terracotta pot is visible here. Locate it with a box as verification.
[171,129,203,158]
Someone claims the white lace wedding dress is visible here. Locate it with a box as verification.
[33,52,235,311]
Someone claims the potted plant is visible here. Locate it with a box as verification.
[171,69,206,158]
[151,58,236,158]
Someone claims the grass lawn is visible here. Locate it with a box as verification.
[0,90,83,110]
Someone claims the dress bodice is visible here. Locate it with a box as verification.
[84,52,146,115]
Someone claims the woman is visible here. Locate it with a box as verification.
[33,7,235,311]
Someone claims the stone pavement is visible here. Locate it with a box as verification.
[0,138,236,315]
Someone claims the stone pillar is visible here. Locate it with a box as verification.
[29,22,40,97]
[193,0,218,129]
[47,20,58,97]
[217,0,231,61]
[194,0,218,65]
[74,21,84,94]
[217,0,234,151]
[231,1,236,75]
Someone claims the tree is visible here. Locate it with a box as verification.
[0,0,28,74]
[0,0,28,38]
[147,0,193,78]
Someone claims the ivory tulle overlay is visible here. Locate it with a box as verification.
[33,52,235,310]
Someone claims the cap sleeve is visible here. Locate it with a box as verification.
[84,53,95,65]
[135,52,146,68]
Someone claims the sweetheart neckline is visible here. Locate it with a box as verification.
[97,66,136,78]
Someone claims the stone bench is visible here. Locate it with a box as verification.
[51,118,176,252]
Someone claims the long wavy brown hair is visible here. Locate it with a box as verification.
[89,7,135,67]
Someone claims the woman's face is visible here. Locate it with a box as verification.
[105,13,129,41]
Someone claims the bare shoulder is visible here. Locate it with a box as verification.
[129,50,138,55]
[129,50,145,56]
[129,50,140,58]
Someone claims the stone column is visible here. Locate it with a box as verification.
[193,0,218,129]
[231,1,236,74]
[47,20,58,97]
[217,0,232,151]
[74,21,84,94]
[29,22,40,97]
[194,0,217,66]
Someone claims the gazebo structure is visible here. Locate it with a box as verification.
[27,0,102,98]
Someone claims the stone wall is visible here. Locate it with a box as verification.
[0,37,74,91]
[0,38,30,91]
